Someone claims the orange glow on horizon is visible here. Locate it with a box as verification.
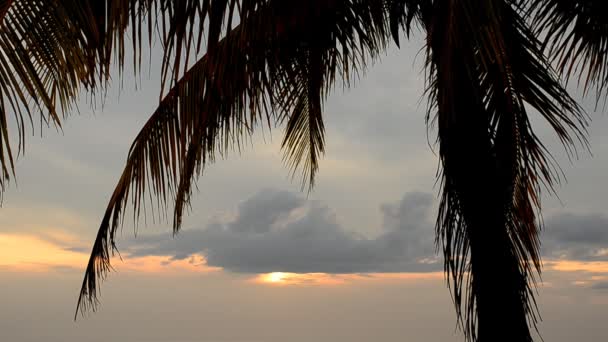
[4,232,607,286]
[547,260,608,273]
[265,272,289,283]
[253,271,444,286]
[255,272,349,285]
[0,233,87,271]
[117,254,221,274]
[0,233,219,274]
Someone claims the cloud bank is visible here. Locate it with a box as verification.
[121,189,608,276]
[123,189,440,274]
[543,213,608,261]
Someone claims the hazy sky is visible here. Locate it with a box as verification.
[1,33,608,342]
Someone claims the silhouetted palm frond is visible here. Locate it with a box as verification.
[0,0,112,200]
[76,0,393,316]
[528,0,608,98]
[387,0,430,45]
[0,0,270,200]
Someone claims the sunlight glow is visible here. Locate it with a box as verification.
[0,234,86,271]
[0,233,219,274]
[260,272,290,284]
[255,272,338,285]
[253,272,444,286]
[268,272,287,282]
[547,260,608,273]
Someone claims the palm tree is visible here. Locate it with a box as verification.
[0,1,605,341]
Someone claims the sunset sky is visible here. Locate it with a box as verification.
[1,36,608,342]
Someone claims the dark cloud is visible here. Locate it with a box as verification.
[228,189,305,234]
[123,191,608,273]
[123,189,440,274]
[543,213,608,261]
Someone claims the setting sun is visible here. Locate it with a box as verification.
[266,272,288,283]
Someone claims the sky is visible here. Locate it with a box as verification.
[1,32,608,342]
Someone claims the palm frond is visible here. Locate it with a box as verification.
[387,0,430,46]
[527,0,608,98]
[424,1,587,340]
[77,0,392,316]
[279,49,326,191]
[0,0,113,199]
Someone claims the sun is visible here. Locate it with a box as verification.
[256,272,295,285]
[254,272,354,286]
[267,272,287,283]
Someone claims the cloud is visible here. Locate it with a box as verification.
[122,189,440,274]
[543,213,608,261]
[123,191,608,275]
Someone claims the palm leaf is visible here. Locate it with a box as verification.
[387,0,430,46]
[0,0,111,199]
[76,0,391,316]
[527,0,608,98]
[279,49,326,191]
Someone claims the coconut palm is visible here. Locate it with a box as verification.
[0,1,605,341]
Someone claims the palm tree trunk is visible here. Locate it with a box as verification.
[441,112,534,342]
[429,1,538,340]
[440,94,534,342]
[465,190,532,341]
